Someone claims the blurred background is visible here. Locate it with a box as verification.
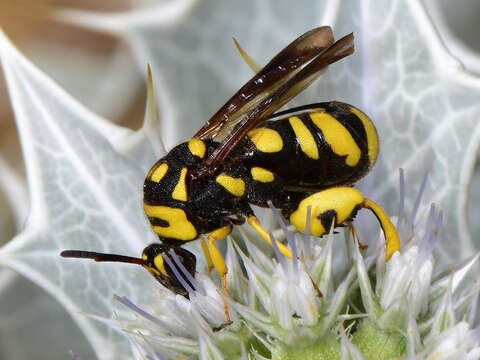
[0,0,479,359]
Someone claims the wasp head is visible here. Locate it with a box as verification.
[141,243,197,298]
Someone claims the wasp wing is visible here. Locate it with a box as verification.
[193,26,335,140]
[201,32,354,173]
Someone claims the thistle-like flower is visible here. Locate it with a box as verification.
[107,170,480,360]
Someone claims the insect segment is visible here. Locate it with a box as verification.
[61,27,400,325]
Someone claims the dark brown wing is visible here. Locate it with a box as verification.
[193,26,335,140]
[200,32,354,174]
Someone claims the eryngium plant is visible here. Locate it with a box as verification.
[111,172,480,360]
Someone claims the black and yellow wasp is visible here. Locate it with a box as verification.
[61,27,399,323]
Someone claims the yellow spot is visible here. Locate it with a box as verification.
[147,163,168,183]
[288,116,319,159]
[216,174,245,196]
[143,204,197,241]
[188,139,206,158]
[311,112,361,166]
[172,167,188,201]
[153,254,167,276]
[247,128,283,153]
[251,167,274,183]
[349,106,379,167]
[142,252,162,277]
[289,187,364,236]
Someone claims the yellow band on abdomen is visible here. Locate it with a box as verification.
[310,112,361,167]
[289,116,319,159]
[349,106,378,167]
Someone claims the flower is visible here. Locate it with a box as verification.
[111,170,480,359]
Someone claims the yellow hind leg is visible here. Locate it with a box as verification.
[289,187,400,261]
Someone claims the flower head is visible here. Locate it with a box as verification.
[107,170,480,359]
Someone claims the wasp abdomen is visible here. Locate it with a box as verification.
[243,102,378,189]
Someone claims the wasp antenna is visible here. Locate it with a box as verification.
[60,250,145,265]
[362,199,400,261]
[60,250,98,259]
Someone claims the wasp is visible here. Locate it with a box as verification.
[61,27,400,324]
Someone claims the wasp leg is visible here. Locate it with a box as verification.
[247,216,292,259]
[200,236,214,275]
[207,225,233,325]
[288,187,400,261]
[361,198,399,260]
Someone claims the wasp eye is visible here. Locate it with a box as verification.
[142,243,168,259]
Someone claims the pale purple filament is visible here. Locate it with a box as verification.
[114,295,174,333]
[168,249,201,294]
[270,231,287,273]
[162,254,195,295]
[397,168,405,229]
[410,172,428,226]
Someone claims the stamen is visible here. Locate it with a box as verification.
[168,249,201,294]
[267,200,298,279]
[161,255,195,295]
[397,168,405,228]
[114,295,174,332]
[418,204,435,266]
[270,231,287,273]
[410,171,428,226]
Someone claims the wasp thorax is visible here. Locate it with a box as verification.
[142,141,214,243]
